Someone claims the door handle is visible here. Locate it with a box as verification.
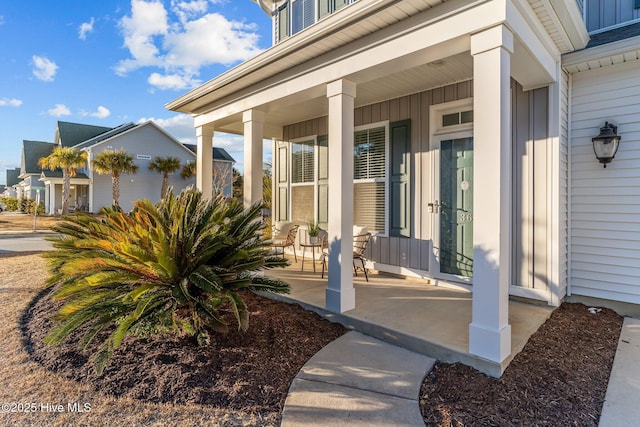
[428,200,442,213]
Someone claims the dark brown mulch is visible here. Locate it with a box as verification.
[420,303,623,426]
[22,289,346,420]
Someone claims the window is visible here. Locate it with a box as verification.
[291,139,315,223]
[291,140,314,183]
[354,125,387,234]
[291,0,315,35]
[442,110,473,128]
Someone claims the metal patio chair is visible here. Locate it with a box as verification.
[272,224,299,262]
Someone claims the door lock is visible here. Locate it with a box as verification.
[428,200,442,213]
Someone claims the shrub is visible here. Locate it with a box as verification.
[27,200,45,214]
[0,196,20,211]
[44,188,289,374]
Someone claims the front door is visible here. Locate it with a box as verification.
[436,136,473,279]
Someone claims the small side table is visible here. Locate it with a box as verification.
[300,242,322,272]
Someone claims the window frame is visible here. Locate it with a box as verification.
[354,120,390,236]
[289,135,318,223]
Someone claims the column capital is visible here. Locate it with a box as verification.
[327,79,356,99]
[242,109,265,124]
[471,25,514,56]
[196,124,215,137]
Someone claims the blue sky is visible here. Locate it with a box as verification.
[0,0,272,185]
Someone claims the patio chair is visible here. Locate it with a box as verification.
[353,232,372,281]
[321,231,372,282]
[272,224,299,262]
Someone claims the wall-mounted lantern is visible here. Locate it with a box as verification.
[592,122,621,168]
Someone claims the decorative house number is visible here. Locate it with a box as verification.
[460,213,473,222]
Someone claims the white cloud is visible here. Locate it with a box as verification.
[79,17,95,40]
[147,72,200,90]
[32,55,58,82]
[0,15,5,25]
[0,98,22,107]
[163,13,260,69]
[116,0,262,90]
[115,0,168,75]
[83,105,111,118]
[47,104,71,117]
[137,114,195,143]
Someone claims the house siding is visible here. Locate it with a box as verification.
[511,81,550,293]
[559,69,570,298]
[570,59,640,304]
[90,124,195,212]
[585,0,640,32]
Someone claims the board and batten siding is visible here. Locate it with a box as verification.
[511,81,551,297]
[570,59,640,304]
[585,0,640,32]
[90,123,195,212]
[280,81,473,273]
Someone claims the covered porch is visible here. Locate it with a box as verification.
[266,258,553,377]
[167,0,588,375]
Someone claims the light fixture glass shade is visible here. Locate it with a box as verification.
[592,122,621,168]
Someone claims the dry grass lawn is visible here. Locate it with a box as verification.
[0,253,275,426]
[0,213,62,232]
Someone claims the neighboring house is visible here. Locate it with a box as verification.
[3,167,21,197]
[167,0,640,374]
[17,140,56,201]
[38,120,197,214]
[14,121,198,214]
[183,144,236,197]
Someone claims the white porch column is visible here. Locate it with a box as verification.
[44,184,51,215]
[326,79,356,313]
[50,183,57,215]
[242,110,264,207]
[469,25,513,364]
[196,125,214,198]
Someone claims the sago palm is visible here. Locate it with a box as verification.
[38,146,88,215]
[149,156,182,199]
[92,149,138,207]
[43,188,289,375]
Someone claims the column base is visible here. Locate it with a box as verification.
[469,322,511,363]
[326,287,356,313]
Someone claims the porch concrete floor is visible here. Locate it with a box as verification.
[266,257,554,376]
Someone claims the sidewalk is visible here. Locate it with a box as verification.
[599,317,640,427]
[281,331,435,426]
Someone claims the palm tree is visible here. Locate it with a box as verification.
[38,146,88,215]
[181,160,195,179]
[92,149,138,207]
[44,188,289,374]
[149,156,182,199]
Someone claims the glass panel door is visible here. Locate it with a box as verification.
[439,137,473,277]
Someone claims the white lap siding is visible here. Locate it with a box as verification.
[570,60,640,304]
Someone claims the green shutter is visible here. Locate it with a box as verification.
[276,143,289,221]
[277,2,289,42]
[390,120,411,238]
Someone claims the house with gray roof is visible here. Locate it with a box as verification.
[183,144,236,196]
[2,167,21,197]
[16,140,56,201]
[17,120,235,214]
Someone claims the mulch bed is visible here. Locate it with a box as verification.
[420,303,623,426]
[22,289,347,420]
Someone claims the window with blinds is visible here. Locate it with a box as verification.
[291,0,315,35]
[354,125,387,233]
[291,140,314,183]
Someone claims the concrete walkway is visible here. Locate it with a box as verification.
[281,331,435,426]
[599,317,640,426]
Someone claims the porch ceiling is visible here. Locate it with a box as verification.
[214,52,474,137]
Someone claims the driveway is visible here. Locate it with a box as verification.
[0,234,54,254]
